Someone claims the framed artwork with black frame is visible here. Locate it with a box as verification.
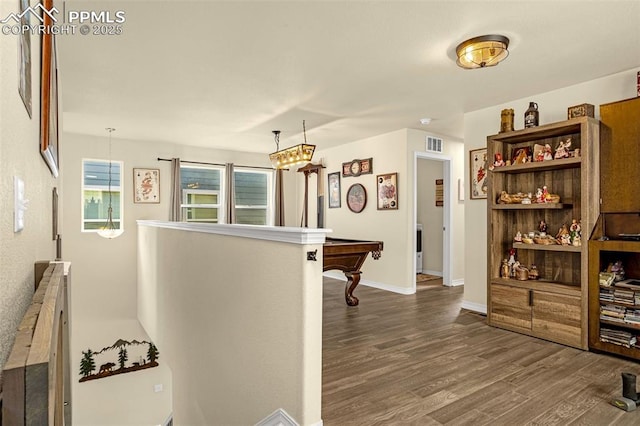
[328,172,341,208]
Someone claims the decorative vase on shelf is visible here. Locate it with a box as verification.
[524,102,539,128]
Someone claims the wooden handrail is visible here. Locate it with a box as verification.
[2,262,68,425]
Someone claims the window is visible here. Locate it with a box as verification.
[179,165,273,225]
[82,159,123,232]
[234,169,273,225]
[181,165,224,223]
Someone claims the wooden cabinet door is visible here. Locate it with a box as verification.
[532,290,582,348]
[490,284,531,331]
[600,97,640,213]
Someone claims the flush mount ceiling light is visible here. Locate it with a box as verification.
[455,34,509,69]
[269,120,315,169]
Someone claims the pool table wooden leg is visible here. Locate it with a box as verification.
[345,271,361,306]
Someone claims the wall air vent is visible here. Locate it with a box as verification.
[426,136,443,153]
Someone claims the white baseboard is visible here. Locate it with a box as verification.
[323,271,414,295]
[461,300,487,314]
[255,408,300,426]
[448,278,464,287]
[422,269,443,277]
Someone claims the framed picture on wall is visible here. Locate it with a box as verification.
[18,0,32,117]
[328,172,341,208]
[376,172,398,210]
[40,11,59,178]
[346,183,367,213]
[134,168,160,203]
[469,148,487,199]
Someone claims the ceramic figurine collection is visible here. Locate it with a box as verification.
[497,185,560,205]
[500,247,540,281]
[513,218,582,247]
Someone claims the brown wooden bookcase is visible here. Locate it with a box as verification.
[486,117,600,350]
[588,97,640,360]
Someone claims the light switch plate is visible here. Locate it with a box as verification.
[14,176,28,232]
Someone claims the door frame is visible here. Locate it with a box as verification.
[413,151,452,287]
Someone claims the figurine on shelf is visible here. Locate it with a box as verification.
[608,261,625,282]
[543,144,553,161]
[528,264,540,280]
[494,153,505,167]
[556,223,570,244]
[514,262,529,281]
[554,137,572,159]
[535,187,545,203]
[542,185,550,202]
[507,248,517,277]
[501,259,510,279]
[570,219,582,246]
[539,219,548,234]
[514,231,523,242]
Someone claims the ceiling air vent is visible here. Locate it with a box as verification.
[426,136,443,153]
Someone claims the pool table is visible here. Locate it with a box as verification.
[323,237,383,306]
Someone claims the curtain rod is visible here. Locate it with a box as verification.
[157,157,275,171]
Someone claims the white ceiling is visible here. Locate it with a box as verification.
[58,0,640,153]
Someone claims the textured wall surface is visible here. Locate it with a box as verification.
[0,2,57,384]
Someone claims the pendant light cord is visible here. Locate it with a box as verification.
[303,120,307,144]
[106,127,115,224]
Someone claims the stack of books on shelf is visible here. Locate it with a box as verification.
[616,279,640,305]
[601,304,626,323]
[600,327,637,348]
[614,288,636,305]
[625,308,640,326]
[600,287,614,303]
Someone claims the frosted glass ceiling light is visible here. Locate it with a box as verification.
[97,127,123,239]
[456,35,509,69]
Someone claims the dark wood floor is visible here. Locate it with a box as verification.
[322,278,640,425]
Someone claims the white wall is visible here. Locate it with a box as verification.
[317,128,464,293]
[0,4,57,383]
[417,159,443,274]
[408,129,465,286]
[61,132,297,424]
[137,223,324,425]
[317,130,413,292]
[463,67,640,313]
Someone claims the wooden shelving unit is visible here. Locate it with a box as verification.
[589,239,640,358]
[588,96,640,360]
[486,116,600,350]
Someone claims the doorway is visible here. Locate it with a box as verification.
[413,152,452,288]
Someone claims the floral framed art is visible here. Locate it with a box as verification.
[134,168,160,203]
[469,148,488,199]
[328,172,341,208]
[346,183,367,213]
[377,172,398,210]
